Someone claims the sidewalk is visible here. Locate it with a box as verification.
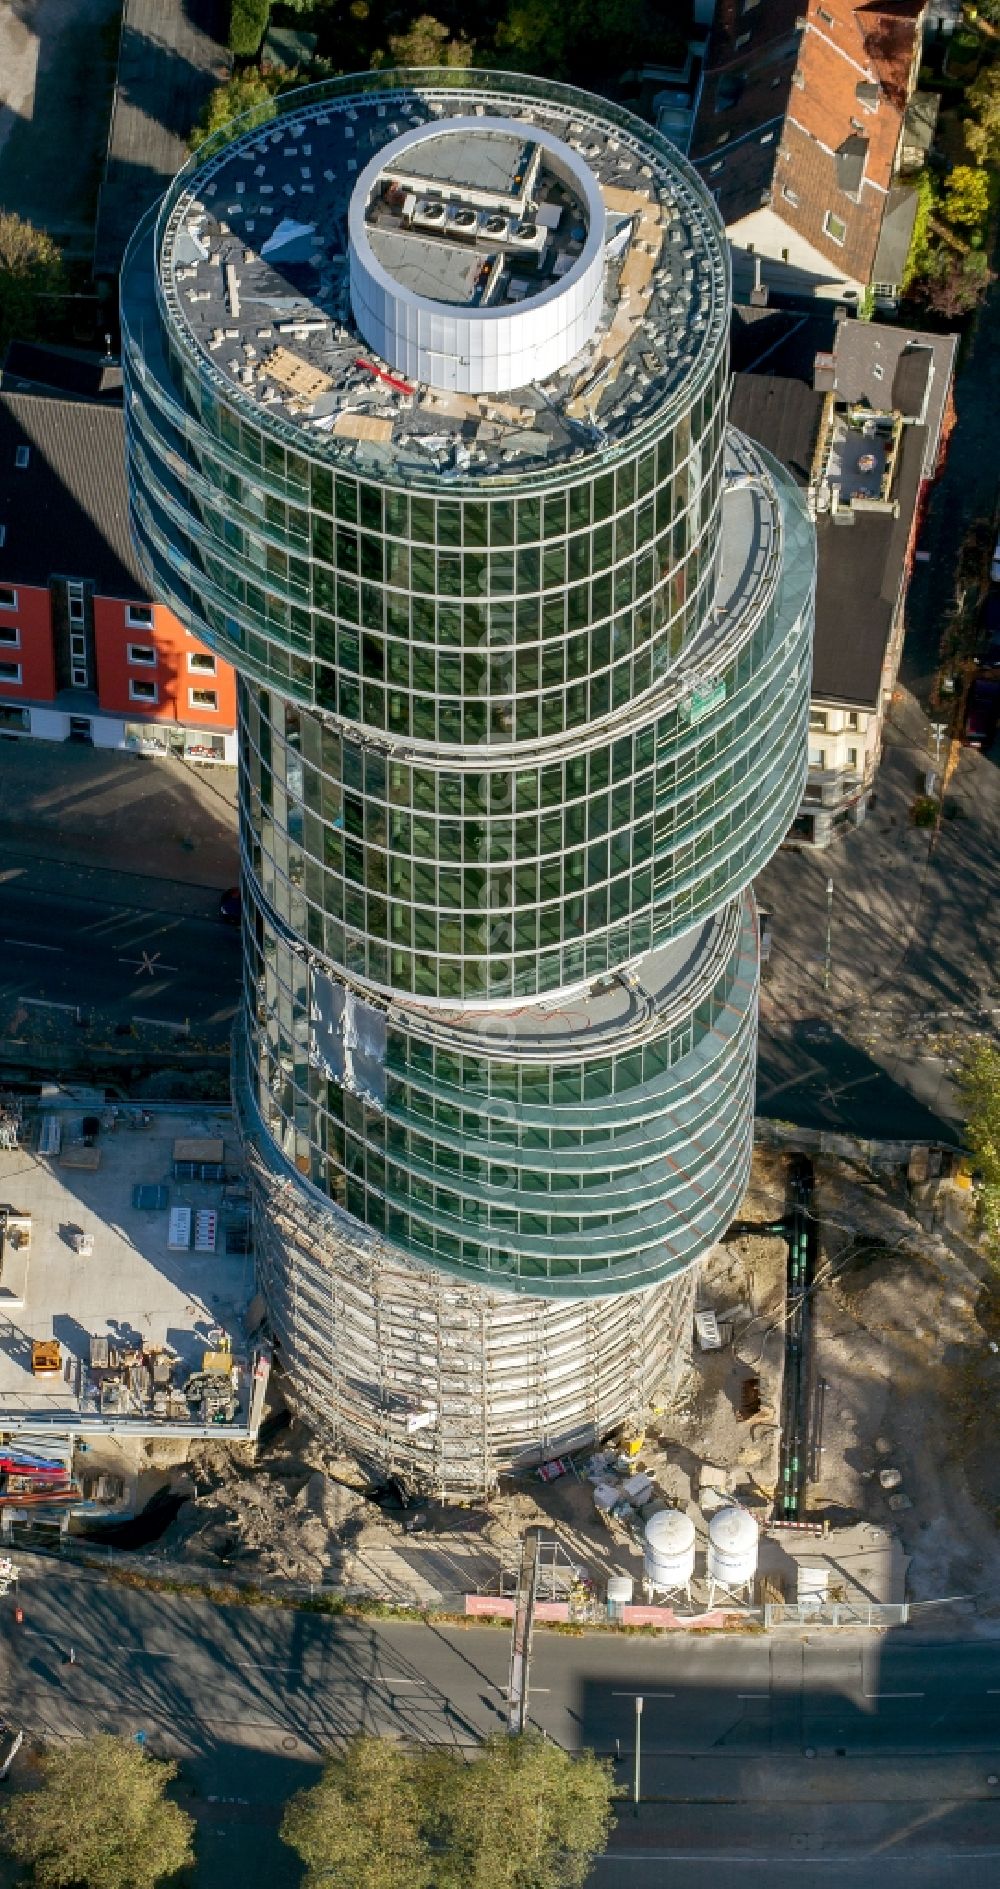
[0,740,238,891]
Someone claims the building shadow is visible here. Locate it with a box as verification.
[757,1015,962,1146]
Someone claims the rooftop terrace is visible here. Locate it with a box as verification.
[154,77,728,478]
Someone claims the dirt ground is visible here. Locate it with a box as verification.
[806,1160,1000,1608]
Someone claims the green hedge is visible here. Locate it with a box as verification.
[229,0,270,56]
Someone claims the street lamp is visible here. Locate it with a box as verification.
[633,1694,644,1814]
[823,878,834,994]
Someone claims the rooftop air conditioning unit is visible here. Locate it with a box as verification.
[448,207,479,239]
[509,219,545,260]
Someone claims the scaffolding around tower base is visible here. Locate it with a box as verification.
[240,1079,697,1502]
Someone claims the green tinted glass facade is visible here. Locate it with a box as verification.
[122,72,815,1307]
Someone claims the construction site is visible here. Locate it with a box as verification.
[0,1090,269,1539]
[1,1112,991,1631]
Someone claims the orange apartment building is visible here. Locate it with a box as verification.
[0,381,236,762]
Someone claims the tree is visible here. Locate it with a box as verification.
[282,1732,616,1889]
[191,72,278,148]
[958,1041,1000,1255]
[491,0,678,86]
[965,64,1000,161]
[0,1734,195,1889]
[282,1734,434,1889]
[229,0,271,57]
[430,1733,616,1889]
[941,164,990,230]
[921,245,992,318]
[0,213,63,355]
[383,14,475,68]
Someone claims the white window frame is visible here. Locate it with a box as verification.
[129,678,158,703]
[126,604,154,629]
[188,687,219,712]
[187,650,217,674]
[14,445,29,470]
[824,211,847,245]
[808,745,826,769]
[0,586,17,611]
[0,622,19,647]
[0,661,23,687]
[782,184,800,207]
[127,643,157,667]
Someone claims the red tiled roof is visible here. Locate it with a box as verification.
[692,0,924,283]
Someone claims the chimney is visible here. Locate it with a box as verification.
[749,253,768,306]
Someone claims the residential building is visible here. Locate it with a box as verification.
[732,307,956,843]
[0,389,236,758]
[689,0,927,308]
[123,74,815,1497]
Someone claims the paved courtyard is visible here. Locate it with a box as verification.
[0,0,120,249]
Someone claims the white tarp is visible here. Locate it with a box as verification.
[309,968,386,1108]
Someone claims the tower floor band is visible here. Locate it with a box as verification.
[122,69,815,1493]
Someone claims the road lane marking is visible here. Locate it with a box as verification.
[862,1691,923,1700]
[4,938,63,952]
[592,1851,1000,1866]
[19,1633,302,1676]
[611,1691,676,1698]
[737,1693,770,1699]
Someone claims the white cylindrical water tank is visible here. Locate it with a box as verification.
[643,1508,696,1589]
[706,1506,759,1589]
[607,1573,634,1618]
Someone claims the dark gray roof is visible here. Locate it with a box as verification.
[93,0,229,280]
[831,321,957,479]
[730,304,839,379]
[836,135,868,198]
[902,90,940,160]
[1,341,123,402]
[730,374,826,489]
[871,184,920,291]
[891,345,932,419]
[0,393,145,599]
[811,423,926,708]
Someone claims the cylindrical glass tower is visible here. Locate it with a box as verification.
[122,71,814,1495]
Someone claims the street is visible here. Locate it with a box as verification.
[5,1562,1000,1888]
[0,850,240,1046]
[755,691,1000,1144]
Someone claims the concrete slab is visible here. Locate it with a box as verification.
[0,1105,254,1433]
[761,1521,907,1606]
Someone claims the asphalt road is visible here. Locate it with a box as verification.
[0,851,240,1042]
[6,1563,1000,1888]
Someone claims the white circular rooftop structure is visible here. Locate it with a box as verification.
[348,116,607,395]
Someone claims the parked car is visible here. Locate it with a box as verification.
[219,885,241,924]
[962,672,1000,749]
